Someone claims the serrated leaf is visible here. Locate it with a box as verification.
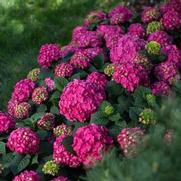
[55,77,69,91]
[62,136,75,154]
[17,154,31,173]
[50,106,59,114]
[0,141,6,155]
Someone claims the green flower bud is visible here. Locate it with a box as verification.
[145,41,161,55]
[146,94,156,105]
[104,64,115,76]
[104,105,114,115]
[139,108,157,125]
[147,21,162,34]
[27,68,40,82]
[42,160,59,176]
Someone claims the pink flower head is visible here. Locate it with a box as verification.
[82,47,104,59]
[51,176,69,181]
[7,127,40,154]
[110,35,145,64]
[141,7,160,23]
[148,31,172,47]
[59,79,106,122]
[55,63,74,78]
[53,124,72,137]
[61,43,80,57]
[44,77,55,91]
[37,113,55,130]
[14,102,31,119]
[32,87,48,105]
[151,81,170,96]
[86,72,108,89]
[117,127,144,157]
[113,63,149,92]
[160,0,181,14]
[12,79,35,103]
[70,50,91,69]
[7,98,18,116]
[84,11,107,26]
[154,61,180,84]
[128,23,145,38]
[0,112,15,133]
[108,5,133,25]
[13,170,40,181]
[38,44,62,68]
[72,26,102,48]
[73,124,113,166]
[162,44,181,66]
[53,135,81,167]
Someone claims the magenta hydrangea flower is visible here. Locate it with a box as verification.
[53,124,72,137]
[117,127,144,157]
[82,47,105,59]
[37,113,55,130]
[84,11,107,26]
[86,72,108,89]
[141,7,160,23]
[32,87,48,105]
[12,79,35,103]
[44,77,55,91]
[59,79,106,122]
[110,35,145,64]
[161,10,181,30]
[72,26,102,48]
[7,127,40,154]
[14,102,31,119]
[148,31,172,47]
[7,98,18,116]
[73,124,113,166]
[162,44,181,66]
[151,81,170,96]
[0,112,15,133]
[113,63,149,92]
[61,42,80,57]
[154,61,180,84]
[54,63,74,78]
[51,176,69,181]
[38,44,62,68]
[70,50,91,69]
[108,5,133,25]
[13,170,40,181]
[160,0,181,14]
[128,23,145,38]
[53,135,81,167]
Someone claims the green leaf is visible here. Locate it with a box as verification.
[31,112,44,121]
[50,91,61,101]
[0,141,6,155]
[37,130,49,140]
[37,104,47,113]
[39,141,53,156]
[10,154,23,175]
[55,77,69,91]
[61,136,75,154]
[92,54,104,70]
[50,106,59,115]
[129,107,143,122]
[39,68,53,80]
[31,154,38,165]
[90,111,109,125]
[17,154,31,173]
[109,113,122,123]
[70,70,87,80]
[62,52,74,62]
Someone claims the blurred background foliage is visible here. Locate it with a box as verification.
[0,0,161,110]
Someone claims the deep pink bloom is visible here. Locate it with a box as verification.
[151,81,170,96]
[86,72,108,89]
[13,170,40,181]
[141,7,160,23]
[160,0,181,14]
[38,44,62,68]
[14,102,31,119]
[44,78,55,91]
[53,135,81,167]
[113,63,149,92]
[73,124,113,166]
[148,31,172,47]
[37,113,55,130]
[59,80,106,122]
[161,10,181,30]
[51,176,69,181]
[128,23,145,38]
[117,127,144,157]
[110,35,145,64]
[108,5,133,25]
[55,63,74,78]
[7,98,18,116]
[7,127,40,154]
[154,61,180,84]
[12,79,35,103]
[32,87,48,105]
[0,112,15,133]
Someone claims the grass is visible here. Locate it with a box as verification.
[0,0,123,110]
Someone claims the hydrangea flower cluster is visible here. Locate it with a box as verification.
[13,170,40,181]
[55,63,74,78]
